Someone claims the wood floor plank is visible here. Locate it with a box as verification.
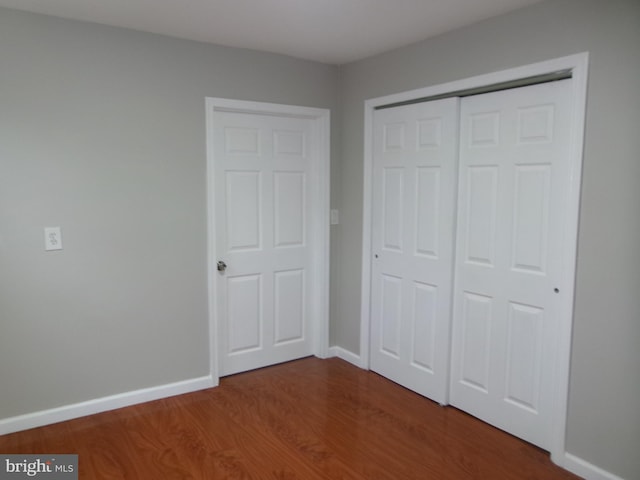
[0,357,582,479]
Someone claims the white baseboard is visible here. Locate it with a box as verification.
[0,375,215,436]
[328,346,364,368]
[563,453,626,480]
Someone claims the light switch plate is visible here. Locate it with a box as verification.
[44,227,62,251]
[330,209,340,225]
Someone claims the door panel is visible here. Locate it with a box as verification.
[459,291,492,393]
[274,172,305,247]
[511,165,550,273]
[464,166,498,266]
[450,79,572,449]
[504,302,544,411]
[382,167,404,252]
[227,274,262,354]
[214,111,314,376]
[415,167,441,258]
[411,281,437,372]
[274,269,305,344]
[226,171,261,251]
[370,98,459,404]
[380,274,402,357]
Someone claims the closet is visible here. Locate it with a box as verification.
[370,79,573,450]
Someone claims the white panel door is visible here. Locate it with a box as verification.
[370,98,458,403]
[213,110,314,376]
[450,79,573,449]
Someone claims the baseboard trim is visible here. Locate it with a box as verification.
[0,375,215,436]
[328,346,364,368]
[563,453,626,480]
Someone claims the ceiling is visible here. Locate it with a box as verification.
[0,0,545,64]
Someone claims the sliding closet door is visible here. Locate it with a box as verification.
[449,80,573,449]
[370,98,458,404]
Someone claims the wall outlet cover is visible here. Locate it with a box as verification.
[44,227,62,251]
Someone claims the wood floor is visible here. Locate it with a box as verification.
[0,357,582,479]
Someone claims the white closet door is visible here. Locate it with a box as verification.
[450,79,573,449]
[370,98,458,403]
[213,110,315,376]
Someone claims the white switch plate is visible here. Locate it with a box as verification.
[44,227,62,251]
[330,209,340,225]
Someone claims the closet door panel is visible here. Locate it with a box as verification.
[370,98,458,403]
[450,80,573,450]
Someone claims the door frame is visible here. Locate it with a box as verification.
[206,98,331,383]
[360,53,588,464]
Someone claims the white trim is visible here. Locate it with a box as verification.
[360,100,374,371]
[549,51,590,465]
[0,375,214,436]
[328,346,363,368]
[205,98,331,381]
[361,53,589,463]
[563,453,626,480]
[205,99,221,387]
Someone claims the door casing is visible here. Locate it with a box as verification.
[206,98,331,382]
[360,53,588,465]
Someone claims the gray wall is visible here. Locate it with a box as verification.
[1,1,639,478]
[0,8,340,417]
[337,0,640,478]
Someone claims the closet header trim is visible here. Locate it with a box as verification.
[375,69,572,110]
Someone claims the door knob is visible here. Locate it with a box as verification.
[217,260,227,272]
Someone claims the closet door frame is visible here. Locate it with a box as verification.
[360,52,589,466]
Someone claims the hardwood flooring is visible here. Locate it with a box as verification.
[0,357,582,479]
